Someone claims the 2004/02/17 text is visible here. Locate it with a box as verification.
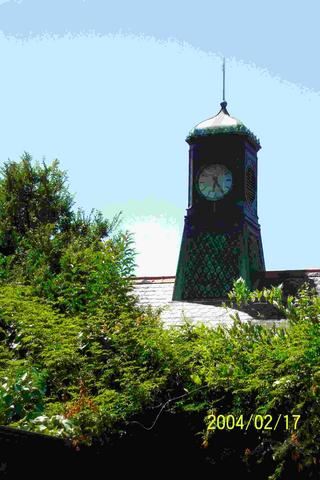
[207,414,301,431]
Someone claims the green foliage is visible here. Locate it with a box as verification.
[0,154,319,478]
[0,154,133,316]
[0,284,180,443]
[0,273,319,478]
[0,367,47,424]
[227,276,284,310]
[29,228,136,315]
[186,123,261,150]
[227,277,252,306]
[0,152,74,255]
[20,414,78,438]
[200,280,320,479]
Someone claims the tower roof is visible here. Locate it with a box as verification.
[186,101,261,150]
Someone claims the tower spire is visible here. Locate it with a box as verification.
[221,57,228,111]
[222,56,226,102]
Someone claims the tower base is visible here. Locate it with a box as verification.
[172,218,265,301]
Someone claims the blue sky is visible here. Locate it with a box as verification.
[0,0,319,275]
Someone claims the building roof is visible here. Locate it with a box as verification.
[132,270,320,328]
[186,101,261,149]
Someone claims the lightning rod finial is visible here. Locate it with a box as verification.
[221,57,228,110]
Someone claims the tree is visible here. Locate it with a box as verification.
[0,152,74,255]
[0,152,135,314]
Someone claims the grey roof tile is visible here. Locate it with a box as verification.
[131,270,320,328]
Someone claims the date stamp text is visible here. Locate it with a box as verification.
[207,414,301,431]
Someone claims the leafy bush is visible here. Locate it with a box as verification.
[0,155,319,478]
[46,230,136,315]
[0,367,46,424]
[0,279,319,478]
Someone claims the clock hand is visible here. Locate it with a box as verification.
[212,176,224,194]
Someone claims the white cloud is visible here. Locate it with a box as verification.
[124,215,181,276]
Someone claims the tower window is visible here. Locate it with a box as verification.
[245,167,256,204]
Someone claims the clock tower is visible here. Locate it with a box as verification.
[172,100,265,300]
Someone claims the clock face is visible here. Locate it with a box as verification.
[197,164,233,201]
